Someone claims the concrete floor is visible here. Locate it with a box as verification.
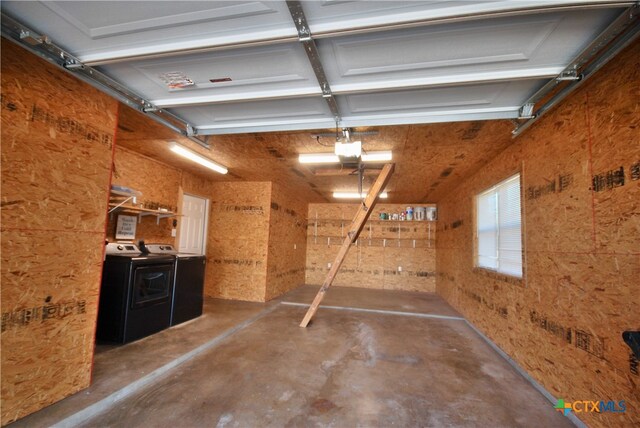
[10,286,572,427]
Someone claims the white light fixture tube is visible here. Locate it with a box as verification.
[361,151,393,162]
[171,144,228,174]
[298,153,340,164]
[299,151,392,164]
[333,192,388,199]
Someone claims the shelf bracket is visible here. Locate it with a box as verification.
[108,195,135,214]
[138,212,176,224]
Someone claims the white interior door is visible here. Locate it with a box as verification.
[179,193,208,255]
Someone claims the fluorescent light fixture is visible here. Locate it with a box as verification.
[334,141,362,158]
[299,150,393,165]
[170,144,228,174]
[361,151,393,162]
[333,192,388,199]
[298,153,340,164]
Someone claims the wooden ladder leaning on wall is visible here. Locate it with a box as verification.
[299,163,395,328]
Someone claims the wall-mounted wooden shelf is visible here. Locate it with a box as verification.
[309,235,434,248]
[308,217,436,246]
[312,219,436,227]
[369,219,437,223]
[108,190,177,224]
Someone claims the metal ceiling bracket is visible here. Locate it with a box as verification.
[518,103,536,120]
[142,103,159,113]
[1,12,210,150]
[555,69,582,82]
[512,3,640,137]
[19,29,47,45]
[187,134,211,148]
[64,59,85,71]
[286,1,341,124]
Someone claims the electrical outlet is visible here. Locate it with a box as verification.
[328,263,332,268]
[398,266,402,272]
[294,244,297,250]
[171,229,177,237]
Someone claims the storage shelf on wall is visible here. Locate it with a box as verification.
[309,235,435,248]
[108,189,177,224]
[315,218,436,223]
[308,217,436,247]
[309,219,436,229]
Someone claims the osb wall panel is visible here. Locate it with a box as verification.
[306,203,436,292]
[106,146,180,244]
[1,231,103,423]
[265,183,308,301]
[206,182,271,302]
[436,42,639,428]
[181,170,217,201]
[1,40,116,424]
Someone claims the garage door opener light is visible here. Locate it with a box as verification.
[299,150,392,164]
[333,192,388,199]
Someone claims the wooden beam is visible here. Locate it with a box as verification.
[310,166,382,177]
[299,163,395,327]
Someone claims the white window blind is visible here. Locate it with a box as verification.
[476,174,522,277]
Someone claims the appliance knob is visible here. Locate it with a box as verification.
[117,245,123,250]
[160,246,165,250]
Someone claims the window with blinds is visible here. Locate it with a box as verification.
[476,174,522,278]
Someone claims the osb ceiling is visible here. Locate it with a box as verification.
[116,104,515,204]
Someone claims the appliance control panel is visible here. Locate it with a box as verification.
[105,242,141,255]
[144,244,177,255]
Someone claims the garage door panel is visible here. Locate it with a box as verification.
[1,1,296,63]
[338,80,545,118]
[174,97,333,127]
[317,9,620,90]
[302,0,613,34]
[99,43,319,105]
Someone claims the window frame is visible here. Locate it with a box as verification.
[474,173,524,279]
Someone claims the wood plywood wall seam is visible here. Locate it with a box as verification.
[262,183,274,302]
[520,159,530,289]
[91,102,120,386]
[585,92,600,252]
[264,182,308,301]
